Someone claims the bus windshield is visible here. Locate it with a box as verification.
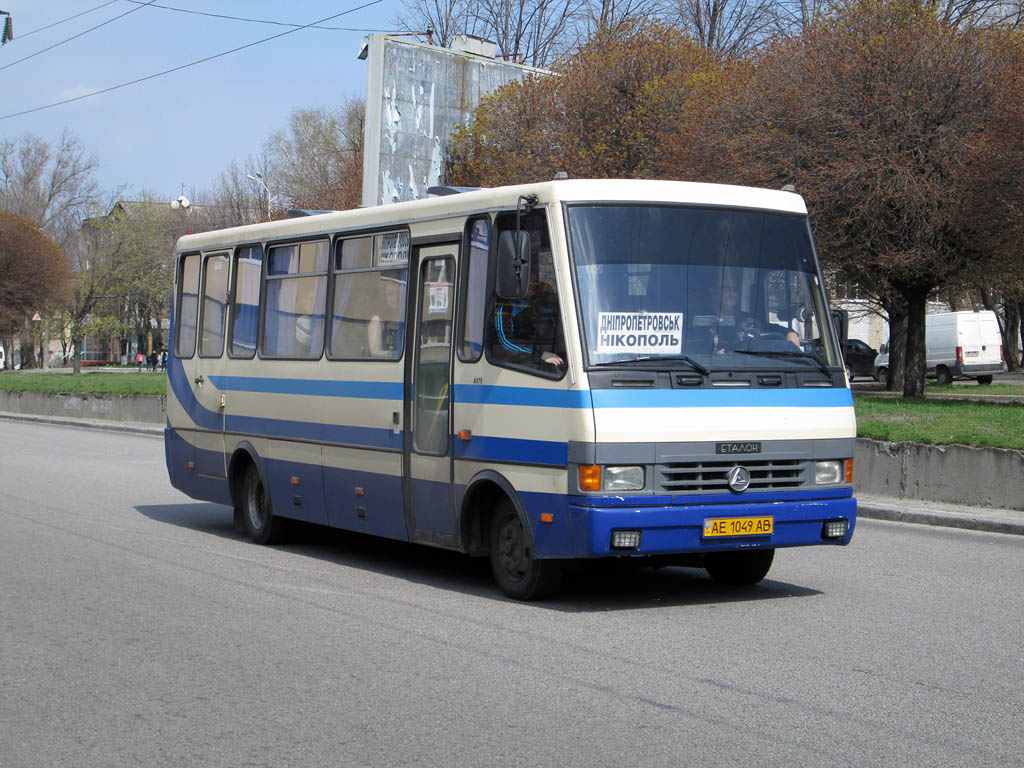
[567,204,841,372]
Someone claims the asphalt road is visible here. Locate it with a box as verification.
[1,420,1022,767]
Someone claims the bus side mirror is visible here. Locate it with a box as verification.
[830,308,849,344]
[497,231,531,299]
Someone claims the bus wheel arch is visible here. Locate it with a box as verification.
[459,471,525,557]
[227,443,260,512]
[459,471,561,600]
[228,444,285,545]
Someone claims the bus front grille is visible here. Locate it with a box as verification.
[657,459,807,494]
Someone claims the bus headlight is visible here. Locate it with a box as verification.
[603,466,644,491]
[814,460,842,485]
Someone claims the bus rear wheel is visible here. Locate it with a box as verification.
[489,501,560,600]
[705,548,774,586]
[242,464,285,545]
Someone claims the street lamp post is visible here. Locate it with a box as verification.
[246,172,271,220]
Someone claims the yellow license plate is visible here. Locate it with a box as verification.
[703,516,774,538]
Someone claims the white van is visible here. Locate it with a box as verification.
[874,310,1004,385]
[927,311,1003,384]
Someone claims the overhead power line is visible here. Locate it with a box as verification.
[0,0,159,74]
[14,1,120,41]
[123,0,387,32]
[0,0,385,122]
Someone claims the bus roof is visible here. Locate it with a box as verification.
[174,179,808,253]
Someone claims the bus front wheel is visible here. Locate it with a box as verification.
[705,548,774,586]
[489,502,560,600]
[242,464,285,545]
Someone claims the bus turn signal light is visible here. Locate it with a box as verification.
[579,465,601,492]
[845,458,854,484]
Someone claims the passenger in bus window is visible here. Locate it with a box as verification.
[367,279,403,358]
[493,253,565,371]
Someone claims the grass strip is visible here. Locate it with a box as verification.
[0,371,167,396]
[855,397,1024,451]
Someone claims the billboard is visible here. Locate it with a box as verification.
[361,34,545,207]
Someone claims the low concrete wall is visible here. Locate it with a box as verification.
[855,438,1024,511]
[0,390,165,424]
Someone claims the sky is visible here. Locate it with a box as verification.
[0,1,400,204]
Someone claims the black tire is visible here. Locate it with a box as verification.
[876,367,889,387]
[845,364,853,382]
[705,548,775,586]
[935,366,953,386]
[976,375,993,385]
[489,501,561,600]
[242,464,285,545]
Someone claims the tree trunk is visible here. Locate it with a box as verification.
[20,339,37,369]
[1018,299,1024,369]
[71,333,82,376]
[887,310,908,392]
[902,286,929,397]
[1003,300,1021,371]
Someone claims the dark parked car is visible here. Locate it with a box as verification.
[843,338,878,381]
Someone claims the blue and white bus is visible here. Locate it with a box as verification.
[166,179,856,599]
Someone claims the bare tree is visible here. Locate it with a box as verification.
[203,156,271,228]
[264,98,365,212]
[394,0,586,66]
[669,0,782,56]
[392,0,470,46]
[0,130,100,249]
[580,0,664,36]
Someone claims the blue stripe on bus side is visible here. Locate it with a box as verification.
[453,434,568,466]
[168,352,223,432]
[227,415,403,450]
[453,384,593,409]
[209,376,404,400]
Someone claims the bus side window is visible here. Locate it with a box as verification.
[459,217,489,362]
[175,253,200,359]
[329,233,408,361]
[261,241,328,359]
[228,245,263,358]
[487,212,565,377]
[199,252,229,358]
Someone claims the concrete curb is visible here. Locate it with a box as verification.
[0,411,163,437]
[857,501,1024,536]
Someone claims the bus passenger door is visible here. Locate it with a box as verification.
[405,247,457,544]
[191,251,229,479]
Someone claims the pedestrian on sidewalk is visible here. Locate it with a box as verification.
[135,352,144,372]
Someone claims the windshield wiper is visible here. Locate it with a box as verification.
[591,355,710,376]
[734,349,832,377]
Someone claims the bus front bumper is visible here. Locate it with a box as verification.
[563,492,856,557]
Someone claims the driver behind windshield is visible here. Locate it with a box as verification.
[710,270,800,353]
